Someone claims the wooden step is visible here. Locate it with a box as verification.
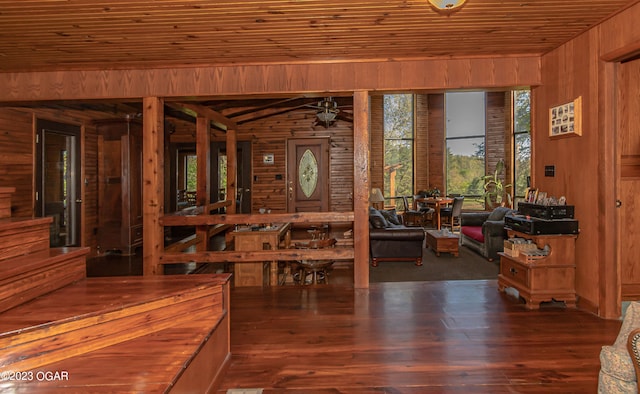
[0,217,53,262]
[0,186,15,219]
[0,275,231,374]
[0,246,89,313]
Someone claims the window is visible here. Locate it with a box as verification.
[383,94,414,207]
[445,92,486,210]
[185,154,197,191]
[513,90,531,203]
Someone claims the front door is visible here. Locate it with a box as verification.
[35,119,82,247]
[287,138,330,212]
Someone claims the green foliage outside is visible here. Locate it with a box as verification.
[186,155,197,191]
[382,91,531,211]
[383,94,414,202]
[513,90,531,199]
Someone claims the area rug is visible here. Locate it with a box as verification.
[369,245,499,283]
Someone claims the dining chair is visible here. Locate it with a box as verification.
[440,196,464,232]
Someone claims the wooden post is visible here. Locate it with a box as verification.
[196,115,211,251]
[142,97,165,276]
[353,90,370,288]
[226,128,237,215]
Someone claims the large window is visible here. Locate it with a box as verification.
[513,90,531,203]
[445,92,486,210]
[383,94,414,204]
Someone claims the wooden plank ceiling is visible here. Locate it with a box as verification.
[0,0,634,73]
[0,0,634,123]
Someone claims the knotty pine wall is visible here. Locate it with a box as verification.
[237,109,354,214]
[486,92,510,185]
[535,1,640,318]
[0,109,34,218]
[0,107,107,257]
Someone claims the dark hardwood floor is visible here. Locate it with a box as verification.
[218,280,621,393]
[85,242,622,393]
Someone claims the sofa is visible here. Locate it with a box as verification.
[369,207,425,266]
[598,302,640,393]
[460,206,515,261]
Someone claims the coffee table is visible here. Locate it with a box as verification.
[425,229,459,257]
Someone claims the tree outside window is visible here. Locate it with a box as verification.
[383,94,414,208]
[185,154,197,191]
[513,90,531,203]
[445,92,486,210]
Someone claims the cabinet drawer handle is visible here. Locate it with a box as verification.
[509,267,518,275]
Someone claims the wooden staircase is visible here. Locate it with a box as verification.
[0,187,231,393]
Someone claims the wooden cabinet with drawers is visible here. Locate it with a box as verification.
[498,230,578,309]
[96,118,143,255]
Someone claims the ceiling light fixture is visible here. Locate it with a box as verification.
[427,0,467,13]
[316,97,339,127]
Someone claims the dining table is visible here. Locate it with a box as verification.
[415,197,454,229]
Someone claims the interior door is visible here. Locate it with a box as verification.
[287,138,330,212]
[618,59,640,298]
[35,119,81,247]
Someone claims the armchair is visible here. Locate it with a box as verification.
[460,206,515,261]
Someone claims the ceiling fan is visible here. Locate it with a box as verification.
[307,97,340,128]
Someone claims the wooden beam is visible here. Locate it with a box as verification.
[353,90,370,289]
[226,128,237,214]
[178,103,238,131]
[196,115,211,252]
[160,248,354,264]
[160,211,354,227]
[142,97,165,276]
[0,58,541,102]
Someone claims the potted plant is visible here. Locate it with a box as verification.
[482,159,512,209]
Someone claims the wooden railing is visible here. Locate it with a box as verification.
[160,209,355,266]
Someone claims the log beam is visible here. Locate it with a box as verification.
[142,97,165,276]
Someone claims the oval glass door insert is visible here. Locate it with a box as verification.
[298,149,318,198]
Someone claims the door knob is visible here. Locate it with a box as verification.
[616,200,622,208]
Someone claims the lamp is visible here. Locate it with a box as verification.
[427,0,467,12]
[370,188,385,210]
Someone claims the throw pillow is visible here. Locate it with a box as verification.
[379,209,401,225]
[369,209,388,229]
[487,206,511,221]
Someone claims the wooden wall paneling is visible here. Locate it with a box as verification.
[82,124,98,256]
[427,94,445,193]
[226,128,237,215]
[415,94,429,193]
[329,131,354,214]
[142,97,165,276]
[486,92,508,191]
[0,57,541,103]
[353,90,370,289]
[537,29,603,313]
[251,138,287,213]
[599,2,640,61]
[196,115,211,251]
[238,110,353,214]
[369,96,384,193]
[0,109,34,218]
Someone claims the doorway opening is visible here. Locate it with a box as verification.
[35,119,82,247]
